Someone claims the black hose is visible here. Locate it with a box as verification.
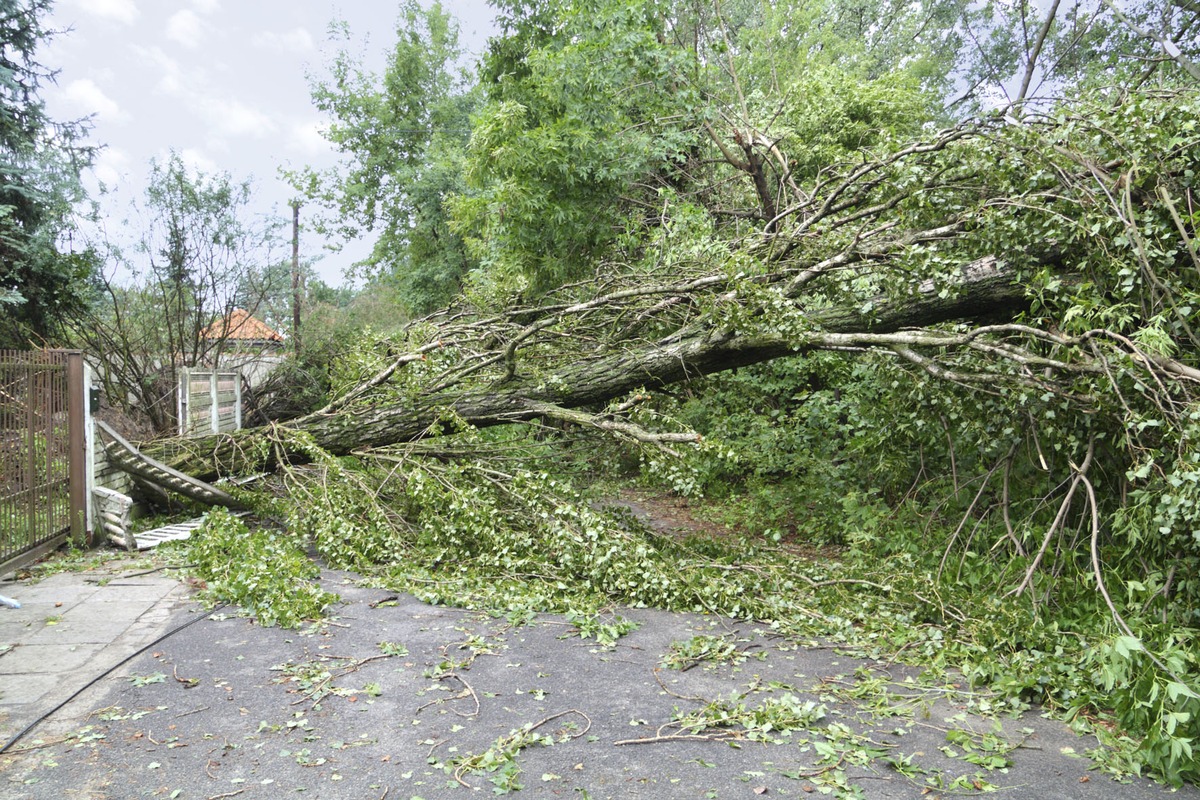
[0,602,229,755]
[87,563,197,583]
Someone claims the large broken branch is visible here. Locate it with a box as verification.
[139,90,1200,490]
[145,255,1032,482]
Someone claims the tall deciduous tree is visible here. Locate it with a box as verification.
[290,1,476,315]
[451,0,701,296]
[0,0,94,348]
[450,0,962,301]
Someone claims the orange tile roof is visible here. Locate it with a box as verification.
[202,308,284,342]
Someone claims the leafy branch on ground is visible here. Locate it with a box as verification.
[185,509,337,628]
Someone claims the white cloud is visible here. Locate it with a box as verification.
[133,46,273,143]
[166,9,206,48]
[135,46,185,95]
[177,148,219,176]
[198,97,277,139]
[286,120,329,157]
[251,27,315,54]
[91,148,132,188]
[69,0,139,25]
[60,79,126,121]
[191,0,221,13]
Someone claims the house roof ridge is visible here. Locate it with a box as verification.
[202,307,284,342]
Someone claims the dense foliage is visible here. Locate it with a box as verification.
[189,508,337,628]
[93,0,1200,787]
[0,0,93,348]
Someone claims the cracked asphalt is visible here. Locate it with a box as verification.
[1,563,1197,800]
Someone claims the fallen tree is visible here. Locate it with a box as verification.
[152,252,1034,479]
[127,88,1200,785]
[108,89,1198,603]
[132,91,1200,616]
[147,94,1198,493]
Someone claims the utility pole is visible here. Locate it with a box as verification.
[291,200,301,356]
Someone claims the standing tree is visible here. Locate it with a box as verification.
[289,0,477,315]
[0,0,94,348]
[951,0,1200,111]
[69,153,282,432]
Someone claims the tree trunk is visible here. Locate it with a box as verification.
[145,257,1030,483]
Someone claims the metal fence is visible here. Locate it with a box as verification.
[0,350,87,575]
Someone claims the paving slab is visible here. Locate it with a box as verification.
[0,674,61,709]
[23,613,152,646]
[87,582,190,604]
[0,643,105,675]
[3,583,100,606]
[0,564,194,747]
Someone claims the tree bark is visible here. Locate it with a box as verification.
[145,257,1031,483]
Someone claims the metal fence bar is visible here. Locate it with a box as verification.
[0,349,82,575]
[24,359,36,545]
[68,352,86,545]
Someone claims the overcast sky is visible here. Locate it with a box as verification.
[42,0,497,285]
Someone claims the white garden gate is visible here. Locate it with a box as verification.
[177,368,242,436]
